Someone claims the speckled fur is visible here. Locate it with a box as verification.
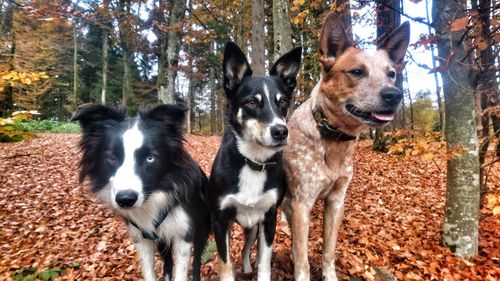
[282,12,410,281]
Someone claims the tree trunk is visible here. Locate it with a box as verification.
[374,0,402,148]
[376,0,403,129]
[0,0,14,117]
[434,0,480,258]
[186,77,193,134]
[405,72,415,130]
[425,0,444,132]
[101,28,109,105]
[210,44,216,135]
[72,21,78,112]
[117,0,134,110]
[251,0,265,74]
[474,0,499,190]
[158,0,186,104]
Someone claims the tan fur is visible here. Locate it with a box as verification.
[282,12,409,281]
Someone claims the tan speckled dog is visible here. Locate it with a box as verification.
[282,12,410,281]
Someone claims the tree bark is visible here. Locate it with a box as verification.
[425,0,444,132]
[117,0,134,110]
[374,0,402,149]
[158,0,187,104]
[376,0,404,129]
[251,0,265,74]
[209,43,216,135]
[474,0,499,190]
[434,0,480,258]
[0,0,14,117]
[72,20,78,112]
[101,28,109,105]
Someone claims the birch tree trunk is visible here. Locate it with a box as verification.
[434,0,480,258]
[101,28,108,105]
[158,0,186,104]
[251,0,265,75]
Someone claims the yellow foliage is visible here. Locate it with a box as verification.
[0,71,49,93]
[493,206,500,216]
[387,130,445,161]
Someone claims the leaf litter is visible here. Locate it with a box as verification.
[0,134,498,280]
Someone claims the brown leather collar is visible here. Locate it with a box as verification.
[312,107,357,142]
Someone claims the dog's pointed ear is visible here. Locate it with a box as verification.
[71,104,126,131]
[140,102,188,127]
[377,21,410,67]
[223,42,253,98]
[319,12,353,66]
[270,46,302,92]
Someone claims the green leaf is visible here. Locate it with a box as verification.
[38,270,51,281]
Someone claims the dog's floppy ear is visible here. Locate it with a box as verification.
[140,102,188,127]
[223,42,253,98]
[71,104,126,131]
[270,46,302,93]
[319,12,353,66]
[377,21,410,67]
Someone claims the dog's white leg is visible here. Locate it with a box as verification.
[242,226,258,273]
[287,199,312,281]
[256,222,272,281]
[322,181,349,281]
[172,237,192,281]
[129,226,157,281]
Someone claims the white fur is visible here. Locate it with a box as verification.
[109,122,145,208]
[173,238,192,281]
[129,227,157,281]
[219,165,278,228]
[235,135,279,162]
[257,224,272,281]
[242,226,258,273]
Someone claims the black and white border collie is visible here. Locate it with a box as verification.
[208,42,302,281]
[72,104,210,281]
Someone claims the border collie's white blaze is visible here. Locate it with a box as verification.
[109,122,145,208]
[72,103,210,281]
[208,42,302,281]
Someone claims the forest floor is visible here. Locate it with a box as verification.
[0,134,499,281]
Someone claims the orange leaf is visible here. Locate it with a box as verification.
[450,17,468,32]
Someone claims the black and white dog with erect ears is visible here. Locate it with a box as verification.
[207,42,302,281]
[72,103,210,281]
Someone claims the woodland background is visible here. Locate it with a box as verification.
[0,0,499,280]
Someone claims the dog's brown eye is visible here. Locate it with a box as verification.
[246,100,258,108]
[279,99,289,109]
[106,154,117,165]
[348,69,364,77]
[388,70,396,78]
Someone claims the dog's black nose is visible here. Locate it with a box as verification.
[115,190,138,208]
[380,87,403,106]
[271,125,288,141]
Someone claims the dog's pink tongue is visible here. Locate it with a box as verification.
[372,112,395,121]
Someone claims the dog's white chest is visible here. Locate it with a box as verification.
[219,165,278,228]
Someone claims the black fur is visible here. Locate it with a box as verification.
[72,103,210,281]
[208,42,302,275]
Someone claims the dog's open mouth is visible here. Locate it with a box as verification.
[345,104,395,124]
